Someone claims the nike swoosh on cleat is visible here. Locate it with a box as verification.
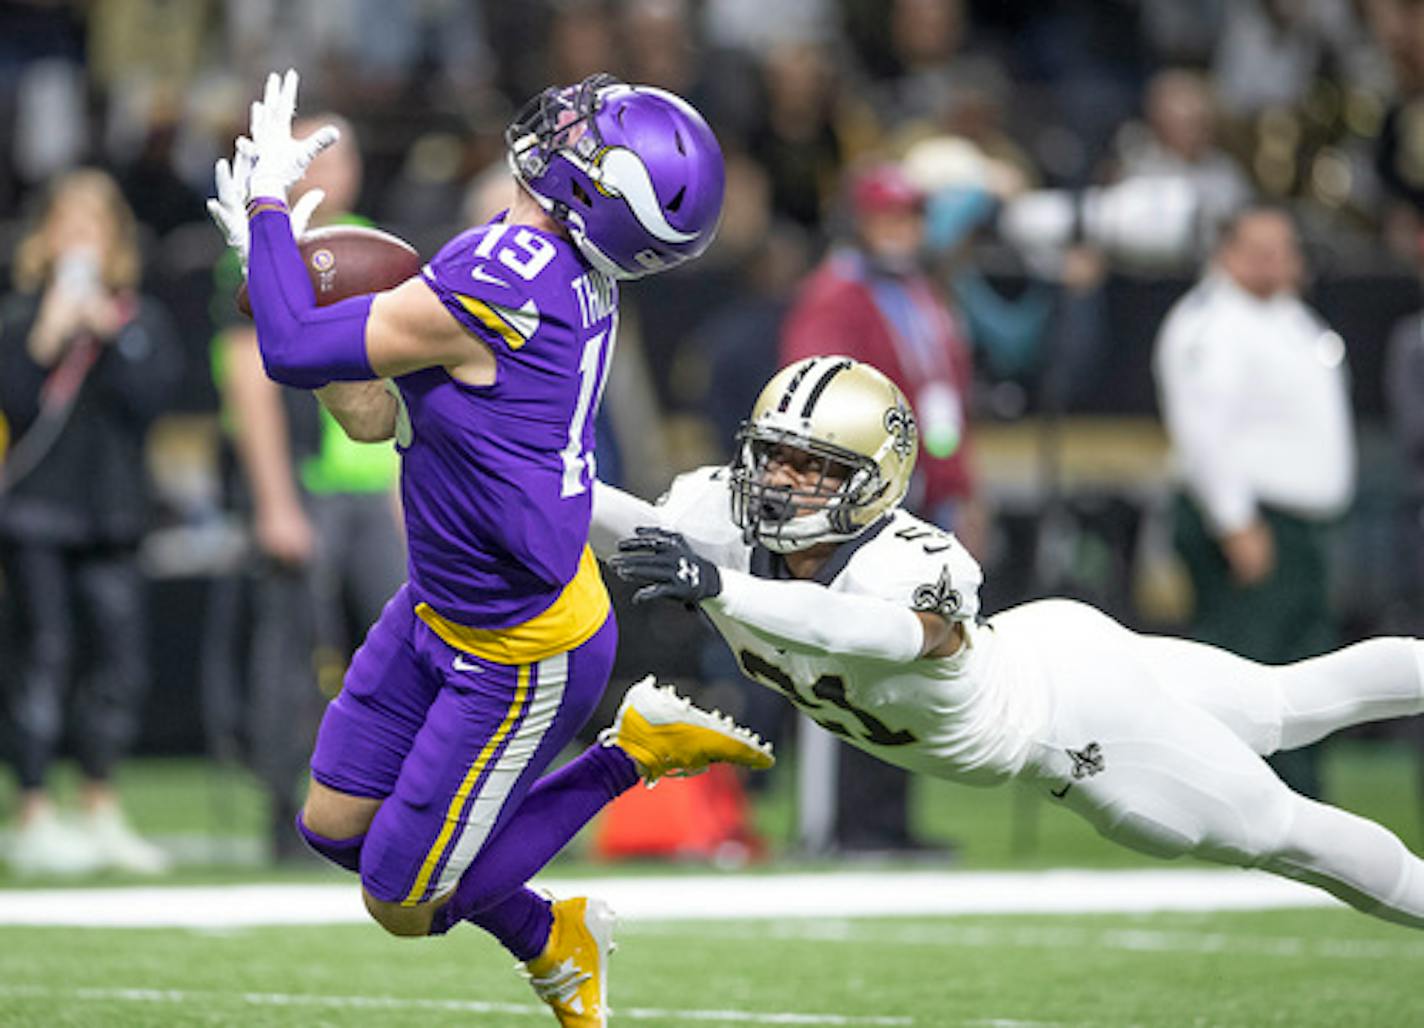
[453,655,485,673]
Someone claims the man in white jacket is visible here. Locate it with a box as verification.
[596,355,1424,929]
[1153,205,1354,797]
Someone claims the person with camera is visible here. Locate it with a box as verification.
[0,169,181,876]
[1152,205,1355,800]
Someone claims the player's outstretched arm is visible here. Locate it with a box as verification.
[238,68,492,390]
[590,481,666,560]
[610,529,961,661]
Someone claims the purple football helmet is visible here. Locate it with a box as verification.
[506,74,725,279]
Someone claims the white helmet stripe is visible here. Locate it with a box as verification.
[599,147,697,244]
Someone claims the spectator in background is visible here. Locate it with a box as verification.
[784,161,981,545]
[207,117,404,862]
[871,0,968,133]
[1106,68,1253,260]
[1153,205,1356,800]
[1384,220,1424,630]
[546,0,621,95]
[779,159,979,856]
[114,89,206,237]
[0,168,180,876]
[747,41,859,234]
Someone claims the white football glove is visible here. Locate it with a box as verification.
[208,135,325,272]
[247,68,339,202]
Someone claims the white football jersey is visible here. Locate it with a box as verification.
[653,467,1048,783]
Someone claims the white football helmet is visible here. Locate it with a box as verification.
[730,357,918,553]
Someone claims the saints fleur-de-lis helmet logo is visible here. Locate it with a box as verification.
[730,357,920,552]
[884,402,916,460]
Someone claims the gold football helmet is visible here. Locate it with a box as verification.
[730,357,917,552]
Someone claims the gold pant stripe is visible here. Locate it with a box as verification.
[402,663,531,907]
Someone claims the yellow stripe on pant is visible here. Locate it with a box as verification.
[401,664,532,907]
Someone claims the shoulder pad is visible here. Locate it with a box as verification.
[843,511,983,621]
[422,222,580,352]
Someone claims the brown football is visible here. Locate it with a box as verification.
[236,224,422,316]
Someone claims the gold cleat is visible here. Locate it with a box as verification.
[600,674,776,783]
[524,896,615,1028]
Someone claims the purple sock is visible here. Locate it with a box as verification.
[466,888,553,961]
[428,744,638,947]
[295,814,364,873]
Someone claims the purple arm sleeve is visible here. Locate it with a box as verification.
[246,199,376,389]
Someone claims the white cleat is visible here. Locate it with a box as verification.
[8,809,104,878]
[87,806,171,875]
[600,674,775,783]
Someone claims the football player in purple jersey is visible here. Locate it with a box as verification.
[208,70,766,1027]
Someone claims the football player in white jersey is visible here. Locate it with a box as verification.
[594,355,1424,928]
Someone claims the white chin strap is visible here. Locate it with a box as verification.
[756,511,859,554]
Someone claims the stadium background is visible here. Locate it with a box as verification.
[4,3,1424,1025]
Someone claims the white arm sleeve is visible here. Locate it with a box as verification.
[706,568,925,663]
[590,481,666,560]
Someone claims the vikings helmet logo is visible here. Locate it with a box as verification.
[884,403,916,459]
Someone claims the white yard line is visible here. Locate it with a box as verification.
[0,985,915,1026]
[0,867,1336,928]
[624,918,1424,961]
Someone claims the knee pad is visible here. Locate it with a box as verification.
[295,813,364,873]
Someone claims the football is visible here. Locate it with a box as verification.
[236,224,422,315]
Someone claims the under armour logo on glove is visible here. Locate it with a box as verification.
[610,527,722,607]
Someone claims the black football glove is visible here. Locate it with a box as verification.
[610,527,722,606]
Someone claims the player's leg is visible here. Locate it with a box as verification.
[298,584,440,873]
[73,549,170,873]
[1027,608,1424,926]
[249,564,325,859]
[355,615,622,940]
[429,669,776,936]
[1135,632,1424,755]
[403,628,772,1028]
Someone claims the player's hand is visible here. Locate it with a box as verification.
[255,501,315,567]
[610,527,722,606]
[246,69,339,202]
[209,136,324,271]
[1222,519,1275,586]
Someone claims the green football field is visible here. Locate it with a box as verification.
[3,741,1424,1026]
[2,907,1422,1026]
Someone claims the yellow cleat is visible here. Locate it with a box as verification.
[524,896,615,1028]
[601,674,776,783]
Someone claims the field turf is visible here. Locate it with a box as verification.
[2,907,1422,1026]
[2,740,1423,1025]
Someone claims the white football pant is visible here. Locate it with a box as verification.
[997,599,1424,928]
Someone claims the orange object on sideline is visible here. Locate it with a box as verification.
[592,764,764,865]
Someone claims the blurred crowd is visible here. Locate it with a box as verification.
[10,0,1424,871]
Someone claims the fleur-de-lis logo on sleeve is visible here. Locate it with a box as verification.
[911,565,961,618]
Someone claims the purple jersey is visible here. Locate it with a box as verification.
[399,217,618,631]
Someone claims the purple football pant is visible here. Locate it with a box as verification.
[310,584,624,914]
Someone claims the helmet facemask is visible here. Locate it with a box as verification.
[506,74,613,205]
[730,426,888,553]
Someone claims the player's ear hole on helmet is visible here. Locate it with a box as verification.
[667,186,686,213]
[571,180,592,207]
